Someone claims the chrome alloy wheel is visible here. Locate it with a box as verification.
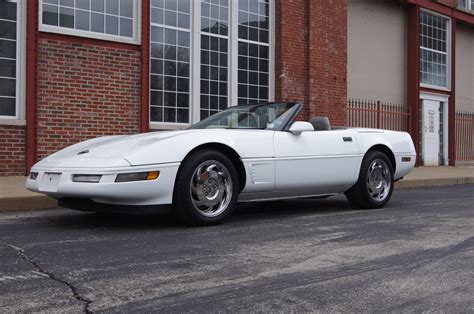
[366,158,392,202]
[190,160,233,217]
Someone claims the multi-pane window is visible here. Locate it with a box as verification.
[41,0,139,43]
[420,11,449,88]
[150,0,191,123]
[237,0,269,105]
[200,0,229,120]
[150,0,273,126]
[458,0,473,10]
[0,0,18,117]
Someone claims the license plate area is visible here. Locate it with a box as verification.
[42,172,62,192]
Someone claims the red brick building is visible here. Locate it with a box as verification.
[0,0,473,176]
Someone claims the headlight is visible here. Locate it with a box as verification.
[30,172,38,180]
[115,171,160,182]
[72,174,102,183]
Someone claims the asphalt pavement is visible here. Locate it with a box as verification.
[0,184,473,312]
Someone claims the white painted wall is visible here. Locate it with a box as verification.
[455,23,474,112]
[348,0,407,104]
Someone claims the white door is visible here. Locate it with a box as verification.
[273,130,360,196]
[421,100,440,166]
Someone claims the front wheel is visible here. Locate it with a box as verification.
[345,151,394,209]
[173,150,239,226]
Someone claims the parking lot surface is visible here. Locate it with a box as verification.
[0,185,473,312]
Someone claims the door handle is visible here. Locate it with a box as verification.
[343,137,352,142]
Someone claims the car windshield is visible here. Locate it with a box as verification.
[189,103,299,130]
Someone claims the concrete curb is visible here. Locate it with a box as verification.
[0,196,57,212]
[0,177,472,213]
[395,177,474,189]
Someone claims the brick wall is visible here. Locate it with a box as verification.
[275,0,348,125]
[36,35,141,160]
[0,126,26,176]
[275,0,310,119]
[308,0,348,127]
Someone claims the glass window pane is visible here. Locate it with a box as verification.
[76,9,90,31]
[178,32,190,47]
[106,15,119,35]
[150,106,163,122]
[120,0,134,18]
[0,0,17,21]
[91,13,105,33]
[178,0,190,13]
[60,0,74,7]
[0,59,16,78]
[76,0,90,10]
[120,17,132,37]
[0,40,17,59]
[106,0,119,15]
[0,78,15,97]
[60,7,74,28]
[0,97,15,116]
[92,0,105,12]
[42,5,59,27]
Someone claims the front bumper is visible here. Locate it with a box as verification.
[26,163,180,206]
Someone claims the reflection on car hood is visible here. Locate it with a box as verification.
[39,130,192,163]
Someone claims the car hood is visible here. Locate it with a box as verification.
[33,128,275,168]
[35,130,192,168]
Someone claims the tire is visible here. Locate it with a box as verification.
[173,150,239,226]
[345,151,394,209]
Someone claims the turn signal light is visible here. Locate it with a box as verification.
[115,171,160,183]
[146,171,160,180]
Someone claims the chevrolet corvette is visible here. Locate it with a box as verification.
[26,102,416,225]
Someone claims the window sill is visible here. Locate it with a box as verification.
[457,6,474,15]
[0,119,27,126]
[420,84,451,93]
[149,122,190,130]
[39,25,140,45]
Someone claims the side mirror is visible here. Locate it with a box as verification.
[289,121,314,135]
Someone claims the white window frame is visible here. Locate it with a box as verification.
[0,0,26,125]
[38,0,141,45]
[150,0,275,130]
[458,0,473,11]
[419,9,451,92]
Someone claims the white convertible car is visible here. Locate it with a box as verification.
[27,102,416,225]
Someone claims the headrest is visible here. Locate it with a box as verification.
[309,117,331,131]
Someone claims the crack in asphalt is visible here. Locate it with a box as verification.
[5,243,93,314]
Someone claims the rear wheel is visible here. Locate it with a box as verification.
[173,150,239,226]
[345,151,394,209]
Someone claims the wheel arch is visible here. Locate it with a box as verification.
[181,143,247,192]
[366,144,396,173]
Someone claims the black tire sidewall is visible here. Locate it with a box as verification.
[359,151,394,208]
[173,150,239,225]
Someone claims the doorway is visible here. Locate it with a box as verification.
[420,93,449,166]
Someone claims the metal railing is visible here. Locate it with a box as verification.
[347,99,410,132]
[455,111,474,161]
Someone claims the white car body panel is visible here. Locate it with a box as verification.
[26,124,416,208]
[274,129,361,193]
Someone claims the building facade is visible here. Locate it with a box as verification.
[348,0,474,166]
[0,0,472,176]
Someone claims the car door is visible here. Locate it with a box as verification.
[273,129,361,195]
